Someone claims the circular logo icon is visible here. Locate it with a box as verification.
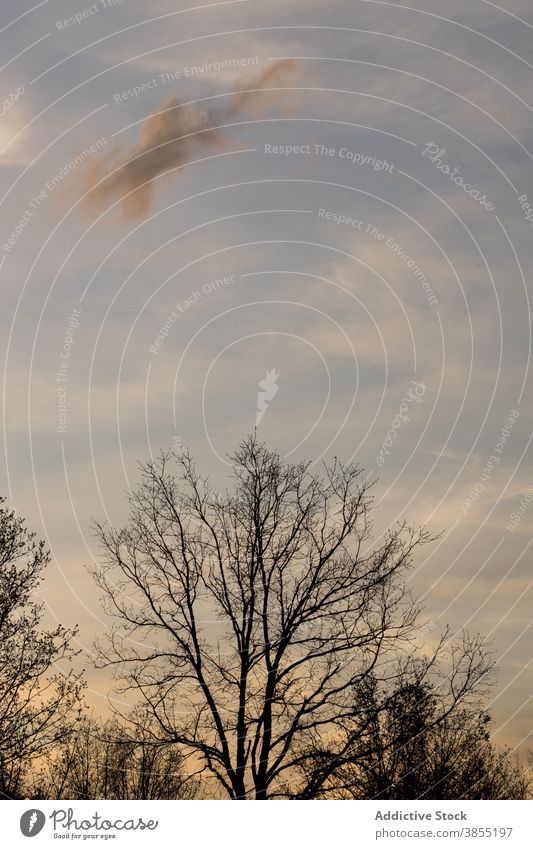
[20,810,46,837]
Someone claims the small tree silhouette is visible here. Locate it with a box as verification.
[32,711,198,800]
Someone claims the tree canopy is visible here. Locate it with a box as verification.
[0,499,83,797]
[91,435,506,799]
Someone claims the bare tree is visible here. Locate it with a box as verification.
[91,435,491,799]
[0,499,83,798]
[32,712,198,800]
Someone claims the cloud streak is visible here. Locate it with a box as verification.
[80,60,296,221]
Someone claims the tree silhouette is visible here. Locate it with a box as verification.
[0,499,83,798]
[297,665,528,799]
[90,435,501,799]
[32,711,198,800]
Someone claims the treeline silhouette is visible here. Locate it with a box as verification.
[0,438,530,800]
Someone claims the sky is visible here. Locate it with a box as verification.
[1,0,533,750]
